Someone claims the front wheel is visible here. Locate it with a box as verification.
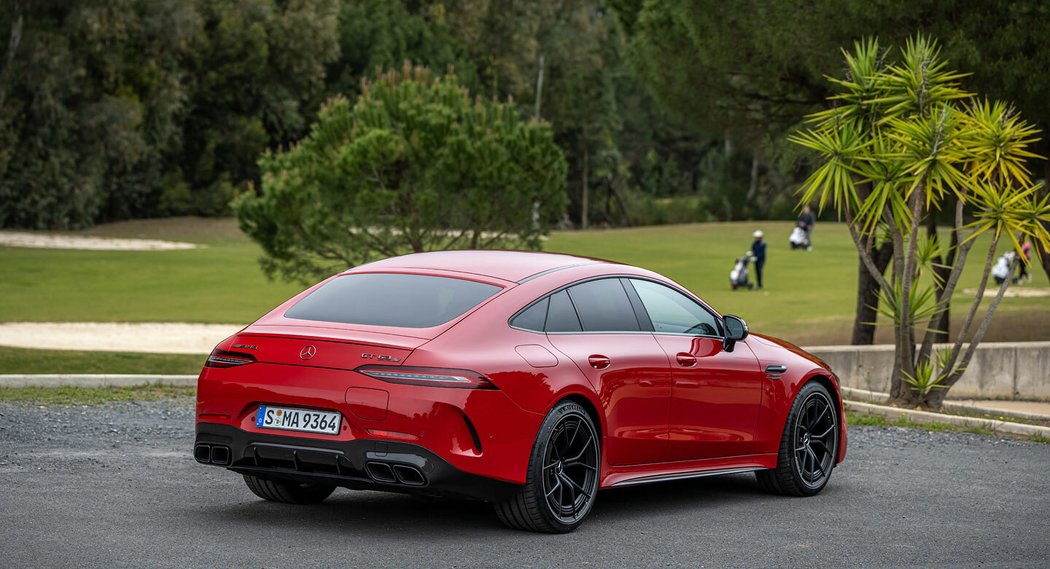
[495,401,601,533]
[756,381,839,496]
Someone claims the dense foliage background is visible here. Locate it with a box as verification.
[2,0,1049,230]
[234,66,568,282]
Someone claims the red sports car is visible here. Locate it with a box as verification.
[194,251,846,532]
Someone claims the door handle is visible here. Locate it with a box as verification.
[765,364,787,375]
[588,355,611,369]
[675,353,697,367]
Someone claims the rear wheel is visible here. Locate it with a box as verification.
[756,381,838,496]
[495,401,600,533]
[243,474,336,504]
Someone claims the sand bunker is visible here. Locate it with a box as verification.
[961,287,1050,298]
[0,231,197,251]
[0,322,241,354]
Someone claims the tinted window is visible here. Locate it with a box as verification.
[545,290,582,332]
[631,279,720,336]
[511,297,549,331]
[567,279,641,332]
[285,273,501,328]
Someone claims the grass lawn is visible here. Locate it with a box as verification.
[1,217,1047,348]
[0,384,195,405]
[0,346,204,375]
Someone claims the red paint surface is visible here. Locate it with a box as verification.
[197,250,846,487]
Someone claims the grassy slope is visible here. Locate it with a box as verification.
[0,217,1047,346]
[0,346,204,374]
[547,221,1050,344]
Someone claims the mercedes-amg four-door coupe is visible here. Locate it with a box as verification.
[194,251,846,532]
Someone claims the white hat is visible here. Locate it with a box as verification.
[753,230,764,238]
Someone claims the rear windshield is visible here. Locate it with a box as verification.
[285,273,502,328]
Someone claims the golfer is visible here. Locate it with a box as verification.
[751,230,766,290]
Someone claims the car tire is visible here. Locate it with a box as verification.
[756,381,839,497]
[494,401,601,533]
[243,474,336,504]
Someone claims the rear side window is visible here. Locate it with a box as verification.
[567,279,641,332]
[285,273,501,328]
[510,296,549,332]
[545,290,582,332]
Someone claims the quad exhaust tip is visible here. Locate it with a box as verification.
[367,461,426,486]
[366,461,397,483]
[194,443,231,466]
[392,464,425,486]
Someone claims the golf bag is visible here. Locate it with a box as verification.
[991,252,1015,285]
[789,222,810,250]
[729,252,755,290]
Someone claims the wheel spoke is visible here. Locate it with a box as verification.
[805,446,822,476]
[812,424,835,440]
[565,461,597,472]
[545,476,562,498]
[563,435,593,463]
[558,472,577,504]
[811,404,831,430]
[565,420,582,453]
[560,472,589,497]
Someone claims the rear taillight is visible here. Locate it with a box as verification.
[355,365,497,390]
[205,349,256,368]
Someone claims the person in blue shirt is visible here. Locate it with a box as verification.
[751,230,766,289]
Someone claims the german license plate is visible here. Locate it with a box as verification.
[256,406,341,435]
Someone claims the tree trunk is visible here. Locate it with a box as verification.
[926,213,954,344]
[851,242,893,344]
[580,143,589,230]
[533,51,544,120]
[0,0,24,109]
[1039,157,1050,280]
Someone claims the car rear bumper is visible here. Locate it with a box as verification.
[195,362,545,485]
[195,422,519,502]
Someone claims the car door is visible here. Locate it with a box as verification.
[626,278,763,461]
[543,279,673,466]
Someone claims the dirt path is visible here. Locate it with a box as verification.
[0,231,197,251]
[0,322,240,354]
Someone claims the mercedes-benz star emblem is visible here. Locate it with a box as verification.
[299,345,316,360]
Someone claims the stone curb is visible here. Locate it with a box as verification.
[841,386,1050,422]
[0,374,197,388]
[844,399,1050,438]
[2,375,1047,439]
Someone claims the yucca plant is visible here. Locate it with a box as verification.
[792,35,1050,409]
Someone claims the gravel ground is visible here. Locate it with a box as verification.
[1,399,1048,568]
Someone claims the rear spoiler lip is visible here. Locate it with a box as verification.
[239,325,430,350]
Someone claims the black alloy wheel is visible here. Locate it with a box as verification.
[756,381,838,497]
[793,390,837,489]
[495,401,601,533]
[541,410,600,524]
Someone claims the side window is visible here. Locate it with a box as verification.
[510,297,548,332]
[630,279,720,336]
[545,290,582,332]
[567,279,642,332]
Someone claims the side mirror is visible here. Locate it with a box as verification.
[722,314,749,352]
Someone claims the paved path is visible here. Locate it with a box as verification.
[0,230,197,250]
[0,322,239,354]
[0,400,1048,568]
[950,399,1050,417]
